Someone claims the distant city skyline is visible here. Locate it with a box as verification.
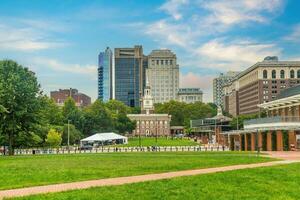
[1,0,300,102]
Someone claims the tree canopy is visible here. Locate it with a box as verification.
[0,60,41,154]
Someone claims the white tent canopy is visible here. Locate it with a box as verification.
[80,132,128,147]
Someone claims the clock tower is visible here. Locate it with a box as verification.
[141,78,154,115]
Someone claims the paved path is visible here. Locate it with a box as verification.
[0,157,299,199]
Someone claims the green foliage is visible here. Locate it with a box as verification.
[46,129,62,147]
[61,124,82,145]
[0,60,41,155]
[115,113,136,135]
[38,96,64,126]
[155,100,216,127]
[82,100,113,135]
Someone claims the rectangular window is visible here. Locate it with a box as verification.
[161,60,164,65]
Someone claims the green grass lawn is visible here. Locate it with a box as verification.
[0,152,273,190]
[112,137,198,147]
[12,163,300,200]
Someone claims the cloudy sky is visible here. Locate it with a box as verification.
[1,0,300,102]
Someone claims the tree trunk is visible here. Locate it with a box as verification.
[8,133,14,155]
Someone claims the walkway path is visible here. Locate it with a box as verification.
[0,152,299,199]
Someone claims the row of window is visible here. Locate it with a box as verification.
[151,59,174,66]
[263,69,300,79]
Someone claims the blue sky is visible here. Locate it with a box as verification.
[1,0,300,102]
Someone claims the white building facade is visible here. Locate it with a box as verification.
[146,49,179,104]
[213,71,240,107]
[178,88,203,103]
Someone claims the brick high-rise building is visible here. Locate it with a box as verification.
[224,56,300,116]
[50,88,91,108]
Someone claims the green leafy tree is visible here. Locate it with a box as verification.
[115,113,136,135]
[46,128,62,148]
[0,60,41,155]
[82,100,113,135]
[62,97,84,131]
[61,124,82,145]
[38,96,64,126]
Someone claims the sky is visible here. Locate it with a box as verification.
[1,0,300,102]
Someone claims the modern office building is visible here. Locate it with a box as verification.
[224,56,300,116]
[146,49,179,103]
[114,45,147,107]
[222,85,300,151]
[127,81,172,136]
[98,47,113,101]
[178,88,203,103]
[50,88,91,108]
[213,71,239,107]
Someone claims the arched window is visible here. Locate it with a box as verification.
[290,70,295,78]
[280,70,285,79]
[272,70,276,79]
[263,70,268,79]
[298,70,300,78]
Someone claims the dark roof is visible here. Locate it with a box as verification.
[277,85,300,100]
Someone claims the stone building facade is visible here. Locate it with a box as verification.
[224,57,300,116]
[178,88,203,103]
[146,49,179,103]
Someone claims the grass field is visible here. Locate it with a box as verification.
[112,137,198,147]
[12,163,300,200]
[0,152,273,190]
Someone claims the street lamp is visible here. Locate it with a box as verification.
[67,119,71,151]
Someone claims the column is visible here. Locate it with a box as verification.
[276,131,283,151]
[251,133,255,151]
[288,131,296,150]
[258,132,262,150]
[238,135,242,151]
[267,131,272,151]
[244,134,248,151]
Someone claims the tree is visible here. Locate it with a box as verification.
[0,60,41,155]
[61,124,82,145]
[38,96,64,126]
[82,100,113,135]
[115,113,136,135]
[62,97,84,132]
[45,129,62,148]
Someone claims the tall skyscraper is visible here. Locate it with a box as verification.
[213,71,240,107]
[114,45,147,107]
[146,49,179,103]
[98,47,113,101]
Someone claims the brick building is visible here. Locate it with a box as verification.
[50,88,91,108]
[222,85,300,151]
[127,80,171,136]
[224,56,300,116]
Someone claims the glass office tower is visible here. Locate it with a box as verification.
[98,47,113,101]
[114,45,147,107]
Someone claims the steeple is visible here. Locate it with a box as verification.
[141,76,154,115]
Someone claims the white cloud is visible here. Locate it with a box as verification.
[284,24,300,42]
[0,19,68,51]
[31,57,97,80]
[159,0,189,20]
[196,39,281,70]
[144,20,193,47]
[200,0,283,28]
